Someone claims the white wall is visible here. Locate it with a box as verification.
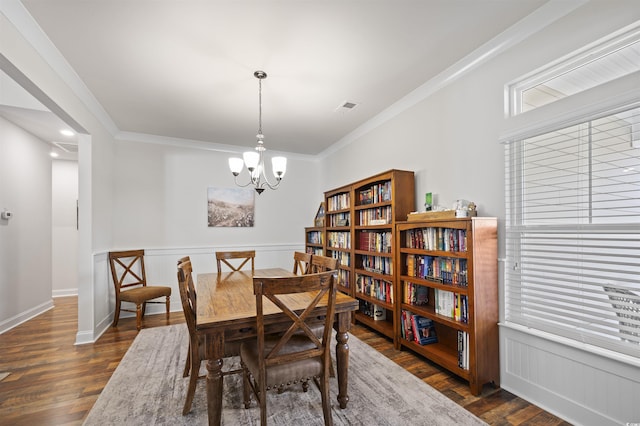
[111,139,322,250]
[95,139,323,326]
[52,159,78,296]
[0,115,53,332]
[1,2,116,343]
[319,2,640,425]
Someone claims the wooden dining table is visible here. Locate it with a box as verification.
[196,268,359,426]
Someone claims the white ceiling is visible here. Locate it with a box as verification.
[2,0,549,156]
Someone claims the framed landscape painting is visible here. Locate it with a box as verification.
[207,187,255,227]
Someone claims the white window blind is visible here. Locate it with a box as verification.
[504,106,640,358]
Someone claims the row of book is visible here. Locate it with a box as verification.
[356,274,393,304]
[361,254,393,275]
[327,212,350,227]
[400,310,438,345]
[330,250,350,266]
[357,206,392,226]
[403,281,429,306]
[327,193,350,211]
[435,289,468,323]
[358,230,392,253]
[337,269,350,289]
[359,300,386,321]
[327,231,351,249]
[358,181,392,205]
[307,230,323,245]
[458,331,469,370]
[405,227,467,252]
[306,247,323,256]
[405,255,468,286]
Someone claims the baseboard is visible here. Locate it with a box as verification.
[53,288,78,298]
[0,300,54,334]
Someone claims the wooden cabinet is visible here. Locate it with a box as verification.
[351,170,414,340]
[304,226,324,256]
[395,217,498,395]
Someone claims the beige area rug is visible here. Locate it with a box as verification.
[84,324,486,425]
[0,372,9,382]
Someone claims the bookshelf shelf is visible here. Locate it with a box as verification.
[400,338,470,379]
[304,226,324,256]
[395,217,498,395]
[354,311,395,337]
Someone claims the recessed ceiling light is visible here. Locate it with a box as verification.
[60,129,75,137]
[50,151,59,158]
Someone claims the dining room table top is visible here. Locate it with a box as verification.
[196,268,358,330]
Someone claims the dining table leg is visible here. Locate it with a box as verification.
[205,331,225,426]
[335,312,352,409]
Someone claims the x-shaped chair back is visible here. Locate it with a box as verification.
[216,250,255,273]
[110,250,148,290]
[253,270,337,367]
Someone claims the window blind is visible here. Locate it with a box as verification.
[504,106,640,358]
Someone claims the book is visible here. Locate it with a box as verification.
[414,284,429,305]
[401,310,414,342]
[373,305,386,321]
[411,314,438,345]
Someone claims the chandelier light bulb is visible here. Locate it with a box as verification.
[243,151,260,171]
[272,156,287,178]
[228,157,244,175]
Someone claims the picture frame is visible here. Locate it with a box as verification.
[207,187,255,227]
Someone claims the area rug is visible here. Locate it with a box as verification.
[84,324,486,425]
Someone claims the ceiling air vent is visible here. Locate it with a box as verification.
[53,142,79,153]
[335,101,359,113]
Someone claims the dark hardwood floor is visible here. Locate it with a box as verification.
[0,296,571,425]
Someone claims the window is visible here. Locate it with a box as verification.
[504,28,640,359]
[509,23,640,115]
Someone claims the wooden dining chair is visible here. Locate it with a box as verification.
[216,250,255,273]
[310,254,338,273]
[240,271,337,426]
[292,251,312,275]
[177,257,244,415]
[109,249,171,331]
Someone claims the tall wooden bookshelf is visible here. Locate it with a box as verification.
[395,217,498,395]
[351,170,414,340]
[324,184,354,294]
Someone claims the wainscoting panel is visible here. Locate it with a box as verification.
[84,244,304,344]
[500,324,640,426]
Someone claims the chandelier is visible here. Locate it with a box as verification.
[228,70,287,194]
